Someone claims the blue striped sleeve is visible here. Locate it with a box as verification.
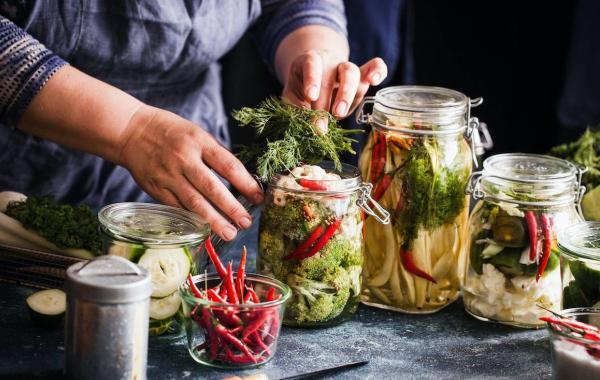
[0,15,67,126]
[254,0,348,68]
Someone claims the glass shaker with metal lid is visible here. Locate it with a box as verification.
[98,202,210,336]
[464,153,585,327]
[356,85,486,313]
[65,255,152,380]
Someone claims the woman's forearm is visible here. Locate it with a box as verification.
[274,24,349,85]
[16,65,144,164]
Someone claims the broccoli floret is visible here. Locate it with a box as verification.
[286,267,351,323]
[257,230,291,280]
[262,197,330,241]
[295,236,349,279]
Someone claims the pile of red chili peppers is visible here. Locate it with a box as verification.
[540,315,600,359]
[523,211,554,282]
[186,238,281,365]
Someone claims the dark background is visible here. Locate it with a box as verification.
[222,1,581,158]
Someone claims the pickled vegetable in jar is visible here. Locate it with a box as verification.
[258,162,389,326]
[558,222,600,309]
[98,203,210,336]
[464,154,585,328]
[356,85,485,313]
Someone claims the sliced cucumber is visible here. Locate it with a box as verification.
[138,248,191,297]
[26,289,66,327]
[108,243,145,263]
[150,292,182,320]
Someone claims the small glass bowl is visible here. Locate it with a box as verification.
[546,308,600,379]
[179,273,291,369]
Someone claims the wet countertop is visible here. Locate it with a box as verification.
[0,222,553,379]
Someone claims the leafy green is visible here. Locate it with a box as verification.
[5,197,101,254]
[394,139,469,243]
[549,128,600,188]
[233,97,361,181]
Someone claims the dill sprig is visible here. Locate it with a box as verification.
[233,97,361,182]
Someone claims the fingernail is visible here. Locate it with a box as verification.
[335,101,348,117]
[370,72,381,84]
[239,216,252,229]
[307,85,319,100]
[223,225,237,241]
[315,118,328,135]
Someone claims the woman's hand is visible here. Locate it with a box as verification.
[283,50,387,121]
[276,25,388,131]
[118,105,264,241]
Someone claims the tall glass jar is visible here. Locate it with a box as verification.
[356,85,483,313]
[258,162,389,327]
[464,154,585,328]
[98,203,210,336]
[558,222,600,309]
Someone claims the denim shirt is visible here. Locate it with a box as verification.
[0,0,346,209]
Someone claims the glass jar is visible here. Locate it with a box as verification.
[258,161,389,326]
[558,222,600,309]
[546,308,600,379]
[356,85,484,313]
[98,202,210,336]
[464,154,585,328]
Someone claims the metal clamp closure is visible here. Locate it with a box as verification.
[355,96,375,125]
[357,183,390,224]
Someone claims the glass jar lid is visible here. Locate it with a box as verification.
[98,202,210,245]
[558,221,600,262]
[367,86,472,132]
[470,153,583,206]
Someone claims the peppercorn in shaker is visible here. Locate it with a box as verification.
[65,255,152,380]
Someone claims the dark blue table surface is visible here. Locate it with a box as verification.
[0,220,553,379]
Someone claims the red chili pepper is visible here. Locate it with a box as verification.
[247,286,260,304]
[369,132,387,183]
[536,214,552,282]
[237,246,247,300]
[200,308,219,360]
[284,224,325,260]
[207,288,226,303]
[242,310,271,340]
[251,331,271,355]
[243,292,253,304]
[219,283,227,299]
[524,211,538,261]
[187,274,204,298]
[294,218,342,260]
[213,322,257,363]
[205,237,227,279]
[266,287,277,302]
[229,326,243,335]
[371,173,393,202]
[296,178,328,191]
[540,316,600,337]
[400,248,437,284]
[225,262,240,304]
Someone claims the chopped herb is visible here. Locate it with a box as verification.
[5,197,101,254]
[394,139,469,243]
[549,128,600,188]
[233,97,361,182]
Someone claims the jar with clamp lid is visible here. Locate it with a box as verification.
[464,153,585,328]
[356,85,487,313]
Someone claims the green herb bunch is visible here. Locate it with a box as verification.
[6,197,102,254]
[395,139,469,244]
[233,97,361,182]
[549,128,600,188]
